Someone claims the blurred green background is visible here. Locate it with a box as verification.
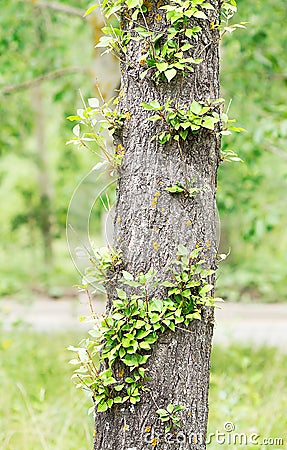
[0,1,286,449]
[1,0,286,302]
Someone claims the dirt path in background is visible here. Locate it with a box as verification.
[2,296,287,350]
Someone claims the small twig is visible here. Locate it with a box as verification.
[266,143,287,160]
[86,349,100,376]
[25,0,85,18]
[149,391,160,410]
[2,67,85,95]
[195,41,213,58]
[85,288,97,319]
[95,80,106,104]
[175,325,195,335]
[76,374,93,392]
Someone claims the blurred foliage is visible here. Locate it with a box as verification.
[0,0,99,294]
[0,331,94,449]
[217,0,287,301]
[0,0,286,301]
[0,331,286,448]
[209,344,287,447]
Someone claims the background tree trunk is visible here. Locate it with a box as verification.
[32,84,53,265]
[94,1,221,448]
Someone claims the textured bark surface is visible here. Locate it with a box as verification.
[94,1,221,448]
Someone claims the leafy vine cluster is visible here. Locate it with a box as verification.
[96,0,243,83]
[69,245,221,415]
[68,0,245,172]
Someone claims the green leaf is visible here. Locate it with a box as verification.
[116,288,127,300]
[156,408,168,415]
[141,100,161,111]
[72,124,80,137]
[166,185,184,194]
[83,5,98,17]
[162,280,175,287]
[130,396,140,404]
[199,284,213,296]
[125,377,135,383]
[179,129,189,140]
[138,354,150,365]
[167,403,174,413]
[177,244,188,256]
[145,332,158,344]
[186,311,201,320]
[190,100,202,115]
[140,69,150,80]
[139,341,151,350]
[202,2,214,10]
[122,338,131,348]
[150,298,163,311]
[174,405,185,412]
[149,312,160,324]
[135,319,146,328]
[158,132,171,144]
[138,367,145,378]
[88,97,99,108]
[186,280,200,288]
[168,321,175,331]
[123,354,140,367]
[202,116,219,130]
[122,270,134,281]
[182,289,191,298]
[135,27,153,37]
[229,126,247,133]
[194,10,208,19]
[185,26,201,38]
[148,114,162,122]
[136,329,151,339]
[181,43,192,51]
[126,0,142,8]
[97,401,108,412]
[67,115,81,121]
[164,68,177,82]
[119,347,126,358]
[123,280,141,287]
[156,62,169,72]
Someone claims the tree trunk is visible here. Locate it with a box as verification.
[94,1,221,448]
[32,84,53,264]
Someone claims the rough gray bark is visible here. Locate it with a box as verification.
[94,1,221,448]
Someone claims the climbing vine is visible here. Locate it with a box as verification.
[156,403,185,432]
[95,0,244,83]
[142,98,223,143]
[67,0,245,171]
[69,245,221,412]
[67,96,128,172]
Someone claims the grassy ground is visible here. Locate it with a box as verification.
[0,332,93,450]
[0,331,286,449]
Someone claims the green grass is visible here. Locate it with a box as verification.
[0,332,93,450]
[208,346,287,449]
[0,332,286,449]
